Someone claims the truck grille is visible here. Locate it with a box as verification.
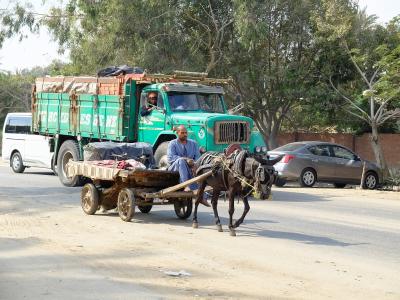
[215,121,250,144]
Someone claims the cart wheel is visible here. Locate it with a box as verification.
[174,198,193,219]
[138,199,153,214]
[81,183,99,215]
[117,188,135,222]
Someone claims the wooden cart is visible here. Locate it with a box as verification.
[67,161,212,222]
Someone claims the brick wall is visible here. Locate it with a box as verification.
[276,133,400,167]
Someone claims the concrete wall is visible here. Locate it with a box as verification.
[276,133,400,167]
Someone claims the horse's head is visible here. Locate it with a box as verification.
[244,154,283,199]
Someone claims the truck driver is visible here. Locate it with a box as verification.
[140,92,158,116]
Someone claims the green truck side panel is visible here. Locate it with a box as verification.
[35,86,138,142]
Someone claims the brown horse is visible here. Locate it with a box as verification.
[193,150,282,236]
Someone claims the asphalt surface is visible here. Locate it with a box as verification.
[0,164,399,299]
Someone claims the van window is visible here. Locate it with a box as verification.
[5,117,31,134]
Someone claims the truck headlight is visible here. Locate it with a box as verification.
[261,146,267,153]
[255,146,261,153]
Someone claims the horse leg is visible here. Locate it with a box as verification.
[228,189,236,236]
[192,180,206,228]
[211,188,223,232]
[233,196,250,228]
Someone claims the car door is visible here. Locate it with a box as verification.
[138,91,166,145]
[24,134,53,168]
[331,145,363,182]
[307,144,336,180]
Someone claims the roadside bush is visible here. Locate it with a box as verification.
[383,168,400,191]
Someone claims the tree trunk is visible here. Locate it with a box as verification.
[268,121,280,150]
[370,123,388,174]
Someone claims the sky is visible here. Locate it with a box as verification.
[0,0,399,73]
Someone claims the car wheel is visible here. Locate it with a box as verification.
[274,177,286,187]
[11,152,25,173]
[362,172,378,190]
[299,168,317,187]
[333,183,346,188]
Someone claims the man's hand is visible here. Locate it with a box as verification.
[186,158,194,167]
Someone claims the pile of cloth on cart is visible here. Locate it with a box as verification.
[84,159,146,170]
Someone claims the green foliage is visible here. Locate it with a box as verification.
[0,3,39,47]
[383,168,400,191]
[0,0,399,149]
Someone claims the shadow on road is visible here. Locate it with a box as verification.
[0,236,255,299]
[238,228,368,247]
[271,190,330,202]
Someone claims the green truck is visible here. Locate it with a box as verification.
[32,72,268,186]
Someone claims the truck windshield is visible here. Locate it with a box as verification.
[168,92,225,113]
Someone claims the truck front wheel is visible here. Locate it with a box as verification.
[57,140,83,187]
[154,141,170,169]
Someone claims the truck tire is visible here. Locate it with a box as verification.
[11,151,25,173]
[57,140,83,187]
[154,141,170,169]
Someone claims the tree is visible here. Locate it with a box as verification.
[41,0,234,76]
[314,0,400,171]
[0,2,39,48]
[228,0,324,148]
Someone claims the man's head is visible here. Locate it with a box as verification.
[176,125,188,142]
[147,92,158,106]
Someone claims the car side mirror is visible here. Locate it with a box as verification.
[354,156,361,161]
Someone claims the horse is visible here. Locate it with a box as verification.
[193,150,282,236]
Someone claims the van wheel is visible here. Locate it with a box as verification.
[154,141,170,169]
[11,152,25,173]
[299,168,317,187]
[57,140,83,187]
[51,156,58,176]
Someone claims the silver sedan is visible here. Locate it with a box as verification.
[268,141,381,189]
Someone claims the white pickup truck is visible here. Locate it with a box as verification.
[1,112,55,173]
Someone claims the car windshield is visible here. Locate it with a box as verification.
[273,143,305,152]
[168,92,225,113]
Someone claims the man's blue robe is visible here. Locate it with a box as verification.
[167,139,200,190]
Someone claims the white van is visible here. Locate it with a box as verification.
[1,113,54,173]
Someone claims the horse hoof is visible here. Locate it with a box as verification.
[192,222,198,229]
[216,225,223,232]
[229,230,236,237]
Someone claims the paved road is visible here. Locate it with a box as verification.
[0,164,399,299]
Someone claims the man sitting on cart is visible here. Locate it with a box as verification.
[167,125,210,207]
